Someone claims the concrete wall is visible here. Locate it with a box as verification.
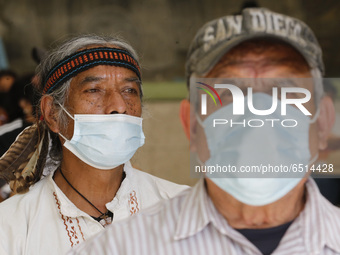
[0,0,339,79]
[131,101,195,186]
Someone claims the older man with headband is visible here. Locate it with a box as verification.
[70,8,340,255]
[0,35,187,255]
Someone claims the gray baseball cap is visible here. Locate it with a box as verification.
[185,8,324,82]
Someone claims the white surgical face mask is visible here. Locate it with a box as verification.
[196,93,319,206]
[58,104,145,170]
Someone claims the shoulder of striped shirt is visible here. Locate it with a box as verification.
[0,118,23,136]
[321,192,340,235]
[308,179,340,252]
[122,187,189,222]
[67,178,192,254]
[71,179,340,254]
[104,178,340,235]
[126,165,191,192]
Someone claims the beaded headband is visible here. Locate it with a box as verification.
[43,47,141,94]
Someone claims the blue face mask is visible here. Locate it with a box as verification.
[196,93,319,206]
[58,104,145,170]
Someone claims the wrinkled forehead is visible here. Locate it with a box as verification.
[206,39,311,78]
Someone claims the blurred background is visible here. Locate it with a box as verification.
[1,0,340,78]
[0,0,339,190]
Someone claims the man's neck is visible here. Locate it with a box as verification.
[205,178,307,229]
[53,148,124,218]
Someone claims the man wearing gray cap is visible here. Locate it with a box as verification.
[70,8,340,255]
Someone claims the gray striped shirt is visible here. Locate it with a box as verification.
[70,178,340,255]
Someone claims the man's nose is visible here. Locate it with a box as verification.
[105,92,127,114]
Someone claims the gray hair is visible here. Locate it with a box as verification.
[36,34,141,161]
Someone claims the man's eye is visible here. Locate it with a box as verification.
[85,88,100,93]
[124,88,138,94]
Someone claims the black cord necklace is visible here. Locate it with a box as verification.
[59,167,113,226]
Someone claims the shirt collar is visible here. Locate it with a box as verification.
[105,162,134,213]
[174,179,252,245]
[296,178,340,254]
[174,177,340,254]
[47,171,89,218]
[47,161,135,218]
[174,179,210,240]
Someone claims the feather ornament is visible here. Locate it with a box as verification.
[0,122,48,194]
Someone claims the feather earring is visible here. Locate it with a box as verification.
[0,122,48,194]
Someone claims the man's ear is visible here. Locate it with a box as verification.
[40,95,60,133]
[317,95,335,150]
[179,99,191,140]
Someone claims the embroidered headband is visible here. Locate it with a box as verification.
[43,47,141,94]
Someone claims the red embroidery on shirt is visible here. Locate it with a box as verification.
[76,218,85,240]
[53,192,85,247]
[128,190,139,215]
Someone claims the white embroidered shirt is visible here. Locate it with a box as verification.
[0,161,188,255]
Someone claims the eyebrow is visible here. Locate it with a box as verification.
[126,77,142,86]
[127,77,143,95]
[77,76,104,87]
[77,75,141,88]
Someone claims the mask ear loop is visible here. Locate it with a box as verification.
[56,102,74,143]
[310,68,324,108]
[194,113,210,168]
[308,152,319,166]
[58,132,69,143]
[57,101,75,121]
[308,100,321,168]
[195,113,204,127]
[310,105,320,124]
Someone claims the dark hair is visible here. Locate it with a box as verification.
[10,74,38,117]
[0,73,40,122]
[0,69,17,79]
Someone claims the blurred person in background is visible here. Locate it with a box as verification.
[0,70,19,200]
[0,34,188,255]
[0,47,45,201]
[0,69,16,93]
[0,74,37,144]
[70,8,340,255]
[0,69,17,126]
[0,74,37,201]
[0,107,8,126]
